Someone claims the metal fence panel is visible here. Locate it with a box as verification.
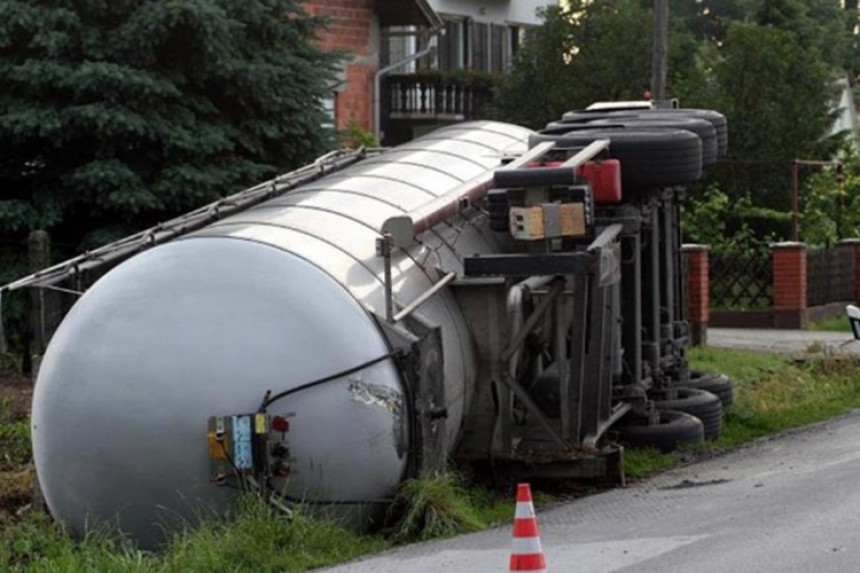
[807,246,856,307]
[710,250,773,310]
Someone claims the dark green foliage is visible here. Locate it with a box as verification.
[709,22,833,161]
[0,0,339,248]
[802,155,860,246]
[490,1,652,129]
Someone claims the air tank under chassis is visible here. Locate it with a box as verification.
[31,122,532,546]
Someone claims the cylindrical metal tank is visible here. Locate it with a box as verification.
[31,121,532,547]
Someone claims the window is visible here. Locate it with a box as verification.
[321,94,336,131]
[509,26,522,63]
[384,26,417,73]
[490,24,505,72]
[438,19,467,70]
[473,22,489,71]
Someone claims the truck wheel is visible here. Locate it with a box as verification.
[529,129,703,190]
[584,117,718,167]
[614,410,704,452]
[686,370,734,408]
[558,108,728,156]
[654,387,722,440]
[652,109,728,156]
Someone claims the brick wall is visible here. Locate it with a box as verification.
[682,245,709,346]
[304,0,378,132]
[772,242,807,329]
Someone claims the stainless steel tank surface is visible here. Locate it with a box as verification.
[31,121,533,546]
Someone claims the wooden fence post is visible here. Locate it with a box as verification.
[27,229,50,513]
[28,230,50,363]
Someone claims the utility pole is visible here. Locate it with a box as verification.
[651,0,669,100]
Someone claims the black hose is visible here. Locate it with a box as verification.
[259,351,401,411]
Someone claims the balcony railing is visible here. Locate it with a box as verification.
[384,73,494,122]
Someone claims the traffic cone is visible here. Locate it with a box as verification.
[510,483,546,572]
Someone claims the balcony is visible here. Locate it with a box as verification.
[382,72,495,144]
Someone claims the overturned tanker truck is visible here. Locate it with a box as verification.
[5,104,733,547]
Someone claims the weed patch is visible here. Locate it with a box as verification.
[384,473,513,543]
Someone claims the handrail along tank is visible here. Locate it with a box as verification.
[31,122,533,547]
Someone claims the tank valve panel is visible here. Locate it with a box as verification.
[207,413,294,487]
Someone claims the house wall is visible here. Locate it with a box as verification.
[428,0,555,26]
[304,0,380,132]
[303,0,557,135]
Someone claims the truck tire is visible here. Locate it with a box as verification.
[560,110,641,123]
[614,410,704,452]
[686,370,734,409]
[559,108,728,156]
[529,128,703,189]
[653,109,728,156]
[654,387,722,440]
[584,117,718,167]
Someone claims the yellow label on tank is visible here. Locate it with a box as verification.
[208,431,228,460]
[254,414,268,435]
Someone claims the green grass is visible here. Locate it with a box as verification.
[0,396,30,472]
[0,395,33,522]
[0,469,529,573]
[807,313,853,332]
[624,347,860,476]
[1,496,390,573]
[383,473,513,543]
[623,447,676,478]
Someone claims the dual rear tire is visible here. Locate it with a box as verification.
[615,371,734,451]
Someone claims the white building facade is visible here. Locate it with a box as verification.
[385,0,557,72]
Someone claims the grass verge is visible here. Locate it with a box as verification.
[0,474,522,572]
[625,346,860,478]
[1,496,390,573]
[807,313,852,332]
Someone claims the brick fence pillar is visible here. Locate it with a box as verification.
[772,242,807,329]
[682,244,710,346]
[838,238,860,303]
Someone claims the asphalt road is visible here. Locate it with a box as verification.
[323,412,860,573]
[708,327,858,356]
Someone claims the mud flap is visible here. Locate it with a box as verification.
[378,314,447,478]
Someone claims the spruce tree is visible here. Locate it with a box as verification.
[0,0,339,248]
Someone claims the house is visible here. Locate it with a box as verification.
[304,0,557,145]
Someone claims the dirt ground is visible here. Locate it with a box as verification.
[0,366,35,522]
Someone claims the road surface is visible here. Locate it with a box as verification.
[708,327,857,356]
[323,411,860,572]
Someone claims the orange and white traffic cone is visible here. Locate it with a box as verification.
[510,483,547,572]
